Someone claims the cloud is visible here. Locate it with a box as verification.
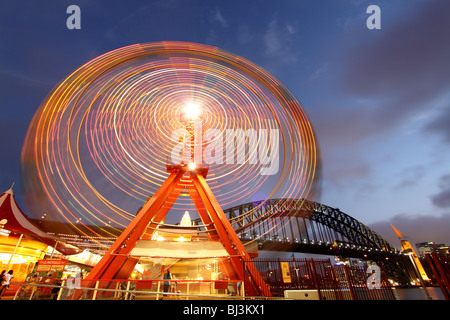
[212,8,228,28]
[424,105,450,144]
[308,101,382,148]
[264,18,283,56]
[263,16,299,64]
[338,1,450,130]
[312,1,450,193]
[369,213,450,248]
[431,174,450,209]
[393,165,426,190]
[310,63,330,80]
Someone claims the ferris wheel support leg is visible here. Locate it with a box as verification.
[190,173,272,296]
[73,171,184,299]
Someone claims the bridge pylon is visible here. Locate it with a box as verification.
[391,224,430,282]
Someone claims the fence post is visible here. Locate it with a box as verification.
[92,281,99,300]
[343,265,356,300]
[125,280,131,300]
[114,282,120,299]
[57,280,66,300]
[328,266,342,300]
[242,260,246,297]
[308,259,322,300]
[13,285,21,300]
[156,280,161,300]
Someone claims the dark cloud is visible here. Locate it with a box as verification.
[310,1,450,193]
[369,213,450,249]
[393,165,425,190]
[339,1,450,128]
[308,102,381,148]
[311,2,450,136]
[431,174,450,209]
[424,105,450,144]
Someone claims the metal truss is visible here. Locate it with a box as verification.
[193,198,415,284]
[192,198,396,252]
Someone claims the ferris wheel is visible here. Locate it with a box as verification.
[21,41,320,240]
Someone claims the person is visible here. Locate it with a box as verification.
[163,269,172,296]
[0,270,14,298]
[0,270,6,297]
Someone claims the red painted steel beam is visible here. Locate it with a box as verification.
[191,172,272,296]
[74,164,271,298]
[81,171,184,281]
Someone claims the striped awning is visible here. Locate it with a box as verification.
[0,187,82,255]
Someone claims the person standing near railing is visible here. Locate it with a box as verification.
[163,269,172,296]
[0,270,13,298]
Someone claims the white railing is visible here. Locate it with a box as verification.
[10,278,246,300]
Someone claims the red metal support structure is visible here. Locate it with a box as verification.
[71,103,272,298]
[74,163,271,299]
[308,258,322,299]
[425,253,450,300]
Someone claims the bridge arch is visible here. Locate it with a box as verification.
[193,198,414,284]
[199,198,398,253]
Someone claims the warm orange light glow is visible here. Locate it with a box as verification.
[185,103,201,118]
[181,103,202,122]
[151,231,165,241]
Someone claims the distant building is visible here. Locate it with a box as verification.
[415,242,449,256]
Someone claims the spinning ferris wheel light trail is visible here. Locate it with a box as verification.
[77,97,274,294]
[21,42,321,289]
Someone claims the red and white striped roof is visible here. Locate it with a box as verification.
[0,187,82,255]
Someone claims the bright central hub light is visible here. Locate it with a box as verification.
[188,162,196,171]
[181,102,202,121]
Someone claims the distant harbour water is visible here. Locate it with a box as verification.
[393,287,446,300]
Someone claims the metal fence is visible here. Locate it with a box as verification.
[243,258,396,300]
[9,278,248,300]
[7,258,399,300]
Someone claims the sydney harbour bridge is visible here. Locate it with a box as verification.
[201,198,414,285]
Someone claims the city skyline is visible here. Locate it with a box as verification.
[1,0,449,248]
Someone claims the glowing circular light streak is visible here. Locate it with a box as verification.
[21,42,320,240]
